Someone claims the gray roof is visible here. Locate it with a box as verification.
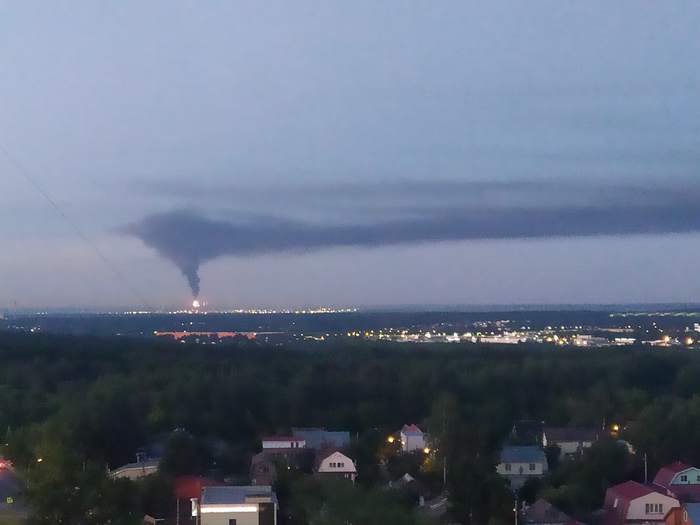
[544,427,599,443]
[500,446,547,464]
[201,485,277,506]
[524,499,573,524]
[292,427,350,449]
[112,460,159,472]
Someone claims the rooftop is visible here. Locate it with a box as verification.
[608,480,657,500]
[500,446,547,464]
[685,503,700,524]
[112,460,159,472]
[201,485,277,506]
[544,427,599,443]
[524,499,574,524]
[654,462,694,488]
[292,427,350,449]
[402,424,424,435]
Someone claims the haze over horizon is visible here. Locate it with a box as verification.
[2,1,699,309]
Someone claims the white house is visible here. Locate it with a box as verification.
[400,424,426,453]
[261,436,306,450]
[315,450,357,482]
[497,446,548,489]
[653,462,700,501]
[192,485,278,525]
[110,460,159,480]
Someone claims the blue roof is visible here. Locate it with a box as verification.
[292,427,350,449]
[500,446,546,464]
[685,504,700,525]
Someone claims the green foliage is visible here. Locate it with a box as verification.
[0,332,699,524]
[540,439,639,519]
[288,478,424,525]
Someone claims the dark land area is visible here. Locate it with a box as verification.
[1,325,700,524]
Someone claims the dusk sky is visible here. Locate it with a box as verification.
[1,1,699,309]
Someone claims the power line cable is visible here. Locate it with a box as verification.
[0,142,153,310]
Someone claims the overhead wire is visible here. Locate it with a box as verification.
[0,141,153,310]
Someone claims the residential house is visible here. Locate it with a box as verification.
[666,503,700,525]
[110,458,159,480]
[261,436,306,450]
[497,446,548,489]
[602,480,679,525]
[542,427,599,458]
[654,463,700,502]
[523,499,579,525]
[314,449,357,482]
[400,424,427,453]
[387,473,432,507]
[250,447,309,486]
[192,485,277,525]
[292,428,350,450]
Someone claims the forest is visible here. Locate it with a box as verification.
[1,331,699,524]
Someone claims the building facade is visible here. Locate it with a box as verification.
[193,486,277,525]
[497,446,548,489]
[400,424,426,453]
[315,450,357,482]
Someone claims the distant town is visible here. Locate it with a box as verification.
[3,308,700,349]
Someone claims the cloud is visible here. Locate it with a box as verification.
[123,179,700,296]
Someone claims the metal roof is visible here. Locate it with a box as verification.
[500,446,547,464]
[292,428,350,449]
[201,485,277,506]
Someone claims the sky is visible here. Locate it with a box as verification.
[1,1,699,309]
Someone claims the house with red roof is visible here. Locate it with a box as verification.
[603,480,680,525]
[654,462,700,502]
[400,424,426,453]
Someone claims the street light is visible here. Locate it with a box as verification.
[387,436,395,444]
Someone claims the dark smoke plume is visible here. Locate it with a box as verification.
[124,182,700,296]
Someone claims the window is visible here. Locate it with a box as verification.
[339,462,345,468]
[229,520,237,525]
[681,475,688,482]
[613,498,619,508]
[329,462,336,468]
[505,464,512,472]
[647,504,663,514]
[529,463,536,471]
[646,504,651,514]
